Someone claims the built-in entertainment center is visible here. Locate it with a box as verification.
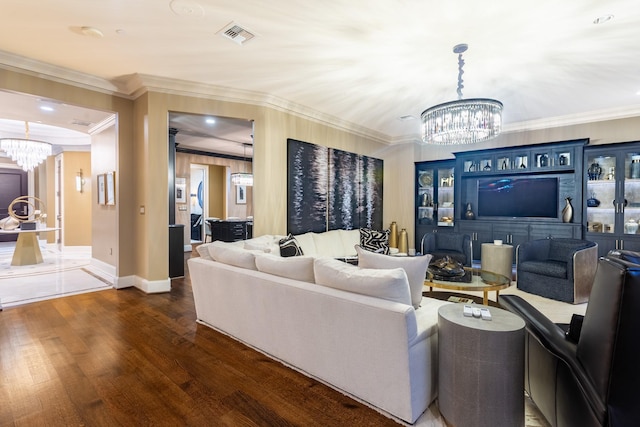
[415,139,588,260]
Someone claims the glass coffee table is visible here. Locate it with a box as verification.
[425,267,512,305]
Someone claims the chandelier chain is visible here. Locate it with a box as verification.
[457,53,465,100]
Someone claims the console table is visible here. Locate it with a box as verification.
[0,227,58,266]
[206,219,252,243]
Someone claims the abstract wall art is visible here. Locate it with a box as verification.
[287,139,383,235]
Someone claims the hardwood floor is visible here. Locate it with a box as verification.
[0,255,399,426]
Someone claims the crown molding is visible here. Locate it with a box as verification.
[3,50,640,147]
[503,105,640,133]
[127,74,391,145]
[0,51,121,95]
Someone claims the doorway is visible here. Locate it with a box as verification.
[190,165,207,243]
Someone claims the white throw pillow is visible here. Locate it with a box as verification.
[195,243,213,260]
[208,241,258,270]
[255,253,315,283]
[313,257,412,306]
[355,245,431,309]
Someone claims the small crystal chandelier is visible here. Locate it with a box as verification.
[0,121,52,171]
[421,44,503,145]
[230,143,253,186]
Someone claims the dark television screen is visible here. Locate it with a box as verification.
[477,177,559,218]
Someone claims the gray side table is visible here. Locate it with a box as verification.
[481,242,513,282]
[438,304,525,427]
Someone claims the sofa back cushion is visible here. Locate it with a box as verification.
[208,241,258,270]
[293,232,318,256]
[356,245,431,309]
[313,257,411,306]
[255,253,315,282]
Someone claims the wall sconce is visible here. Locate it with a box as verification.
[76,169,85,193]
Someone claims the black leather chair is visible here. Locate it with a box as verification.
[516,238,598,303]
[501,253,640,427]
[420,232,472,267]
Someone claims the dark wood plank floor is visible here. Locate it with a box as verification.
[0,254,400,426]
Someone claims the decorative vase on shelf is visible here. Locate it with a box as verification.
[586,193,601,207]
[562,197,574,223]
[389,222,398,248]
[464,203,475,220]
[587,162,602,180]
[625,219,638,234]
[398,228,408,254]
[539,154,549,167]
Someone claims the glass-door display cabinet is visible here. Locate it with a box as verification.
[585,142,640,256]
[415,160,456,252]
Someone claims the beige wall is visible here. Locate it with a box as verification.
[92,123,117,265]
[61,151,92,246]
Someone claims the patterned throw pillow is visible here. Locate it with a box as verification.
[359,228,390,255]
[279,233,304,257]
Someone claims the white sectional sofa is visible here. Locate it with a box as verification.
[188,232,450,423]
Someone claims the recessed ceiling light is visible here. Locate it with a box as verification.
[593,14,614,24]
[205,118,215,124]
[399,115,416,121]
[81,26,104,38]
[39,106,54,112]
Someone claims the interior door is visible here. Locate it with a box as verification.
[0,168,27,242]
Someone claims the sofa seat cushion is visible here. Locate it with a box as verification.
[313,257,412,306]
[355,245,431,309]
[519,260,567,279]
[255,253,315,282]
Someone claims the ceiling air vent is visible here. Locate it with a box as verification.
[71,119,93,127]
[218,22,256,45]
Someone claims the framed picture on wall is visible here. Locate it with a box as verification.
[97,174,106,205]
[106,171,116,205]
[236,185,247,204]
[175,177,187,203]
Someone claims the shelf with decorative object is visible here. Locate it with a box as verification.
[415,159,456,249]
[585,141,640,256]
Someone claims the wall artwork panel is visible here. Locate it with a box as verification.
[287,139,383,235]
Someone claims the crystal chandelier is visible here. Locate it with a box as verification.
[421,44,503,145]
[230,143,253,186]
[0,121,52,171]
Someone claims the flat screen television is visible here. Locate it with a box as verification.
[477,177,559,218]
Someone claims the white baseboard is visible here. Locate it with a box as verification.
[135,277,171,293]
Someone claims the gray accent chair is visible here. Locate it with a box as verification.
[421,232,472,267]
[516,238,598,303]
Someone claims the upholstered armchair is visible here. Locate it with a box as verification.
[420,232,472,267]
[516,238,598,303]
[501,254,640,427]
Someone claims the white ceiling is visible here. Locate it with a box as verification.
[1,0,640,150]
